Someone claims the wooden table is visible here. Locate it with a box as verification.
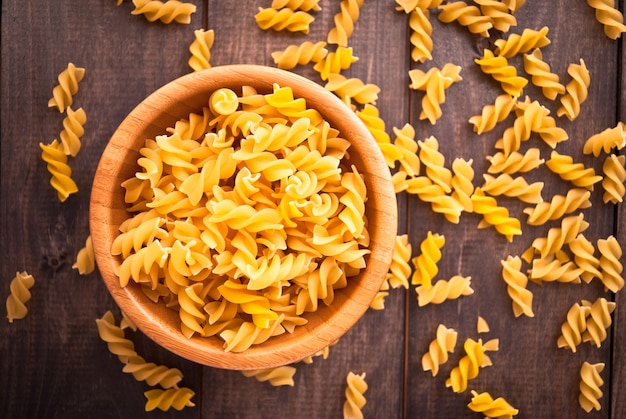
[1,1,625,417]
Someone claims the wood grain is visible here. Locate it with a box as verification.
[1,0,624,418]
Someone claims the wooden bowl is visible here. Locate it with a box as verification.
[90,64,397,370]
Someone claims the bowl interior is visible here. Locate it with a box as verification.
[90,65,397,370]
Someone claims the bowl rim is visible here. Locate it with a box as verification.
[89,64,397,370]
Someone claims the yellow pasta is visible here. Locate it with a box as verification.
[409,7,434,63]
[255,7,314,33]
[582,297,616,348]
[586,0,626,39]
[131,0,196,24]
[486,148,544,175]
[241,366,297,386]
[557,301,591,352]
[470,188,522,242]
[416,275,473,306]
[437,1,493,37]
[579,362,605,413]
[500,256,534,318]
[474,49,528,97]
[529,256,583,285]
[271,41,328,70]
[95,310,138,363]
[583,122,626,157]
[392,124,421,177]
[408,64,463,124]
[6,271,35,323]
[468,390,519,418]
[545,150,602,190]
[40,139,79,202]
[597,235,624,293]
[526,213,589,260]
[523,48,565,101]
[557,59,591,121]
[601,154,626,203]
[474,0,517,33]
[450,158,475,212]
[324,73,380,105]
[327,0,364,47]
[446,337,498,393]
[312,46,358,81]
[522,188,592,226]
[468,94,517,135]
[411,231,445,288]
[271,0,321,11]
[144,388,195,412]
[387,234,412,289]
[58,106,87,157]
[405,176,464,223]
[569,234,602,283]
[188,29,214,72]
[481,173,543,204]
[343,371,367,419]
[494,26,551,58]
[418,136,452,192]
[476,315,490,333]
[421,324,457,376]
[72,235,96,275]
[122,355,184,389]
[395,0,443,13]
[48,63,85,113]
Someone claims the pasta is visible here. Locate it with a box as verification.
[474,0,517,33]
[493,26,551,58]
[569,234,602,283]
[476,315,490,333]
[392,124,421,177]
[387,234,412,289]
[418,136,452,192]
[327,0,365,47]
[271,0,321,11]
[481,173,543,204]
[48,63,85,113]
[545,151,602,190]
[500,256,534,318]
[40,139,79,202]
[255,7,314,33]
[527,213,589,260]
[416,275,473,306]
[437,1,493,37]
[421,324,457,376]
[582,297,616,348]
[578,362,605,413]
[144,388,196,412]
[58,107,87,157]
[95,310,138,363]
[72,234,96,275]
[241,366,297,386]
[522,188,592,226]
[409,7,434,63]
[370,277,389,310]
[529,257,583,284]
[6,271,35,323]
[122,355,184,389]
[343,371,367,419]
[324,74,380,105]
[486,148,544,175]
[511,97,568,150]
[470,188,522,242]
[523,48,565,100]
[468,94,517,135]
[450,158,475,212]
[131,0,196,24]
[312,46,358,81]
[597,235,624,293]
[411,231,445,288]
[271,41,328,70]
[557,301,591,352]
[474,49,528,98]
[408,64,463,124]
[405,176,464,224]
[468,390,519,418]
[188,29,214,72]
[582,122,626,157]
[601,154,626,203]
[557,59,590,121]
[586,0,626,39]
[446,337,498,393]
[395,0,443,13]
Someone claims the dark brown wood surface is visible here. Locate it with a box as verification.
[1,1,624,418]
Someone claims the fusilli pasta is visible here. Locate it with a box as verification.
[72,235,96,275]
[327,0,364,47]
[6,271,35,323]
[587,0,626,39]
[40,139,79,202]
[474,49,528,98]
[546,151,602,190]
[131,0,196,24]
[494,26,551,58]
[144,387,196,412]
[421,324,457,376]
[601,153,626,203]
[557,59,590,121]
[48,63,85,113]
[583,122,626,157]
[343,371,367,419]
[578,361,604,413]
[416,275,473,306]
[188,29,214,72]
[500,256,534,318]
[437,1,493,37]
[468,390,519,418]
[272,41,328,70]
[411,231,445,288]
[241,366,297,386]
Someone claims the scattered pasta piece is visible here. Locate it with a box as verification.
[500,256,534,318]
[59,107,87,157]
[468,94,517,135]
[557,59,590,121]
[586,0,626,39]
[476,316,490,333]
[72,234,96,275]
[48,63,85,113]
[481,173,543,204]
[272,0,321,12]
[523,48,565,100]
[470,188,522,241]
[313,46,358,81]
[437,1,493,37]
[188,29,214,72]
[446,338,497,393]
[131,0,196,24]
[468,390,519,418]
[579,362,604,413]
[475,0,517,33]
[408,64,463,124]
[522,188,591,226]
[416,275,473,306]
[583,122,626,157]
[387,234,412,289]
[40,139,79,202]
[241,366,297,386]
[325,74,380,105]
[494,26,550,58]
[408,7,434,63]
[557,301,591,352]
[123,355,184,389]
[422,324,457,376]
[6,271,35,323]
[411,231,445,288]
[486,148,544,175]
[144,387,196,412]
[545,151,602,191]
[343,371,367,419]
[597,236,624,292]
[327,0,365,47]
[526,213,589,260]
[601,154,626,203]
[474,49,528,98]
[272,41,328,70]
[582,297,616,348]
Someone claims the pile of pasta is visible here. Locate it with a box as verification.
[113,84,370,352]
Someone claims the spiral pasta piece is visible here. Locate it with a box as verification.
[597,235,624,292]
[271,41,328,70]
[395,0,443,12]
[451,158,475,212]
[470,188,522,241]
[411,231,445,288]
[468,390,519,418]
[529,256,583,284]
[446,338,497,393]
[312,46,358,81]
[393,124,421,177]
[40,139,79,202]
[409,65,463,124]
[409,7,433,63]
[72,235,96,275]
[502,0,526,13]
[583,122,626,157]
[579,362,605,413]
[557,301,590,352]
[419,136,452,192]
[500,256,533,318]
[481,173,543,204]
[405,176,464,223]
[272,0,321,11]
[437,1,493,37]
[188,29,214,72]
[6,271,35,323]
[546,151,602,190]
[122,355,184,389]
[522,188,592,226]
[131,0,196,24]
[582,297,616,348]
[255,7,314,33]
[601,154,626,203]
[522,48,565,101]
[327,0,364,46]
[468,94,516,135]
[527,213,589,260]
[421,324,457,376]
[144,387,195,412]
[48,63,85,113]
[486,148,544,175]
[557,59,591,121]
[569,234,601,283]
[387,234,412,289]
[474,0,517,32]
[95,310,138,363]
[343,371,367,419]
[324,74,380,105]
[416,275,473,306]
[587,0,626,39]
[494,26,550,58]
[241,366,297,386]
[58,107,87,157]
[474,49,528,97]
